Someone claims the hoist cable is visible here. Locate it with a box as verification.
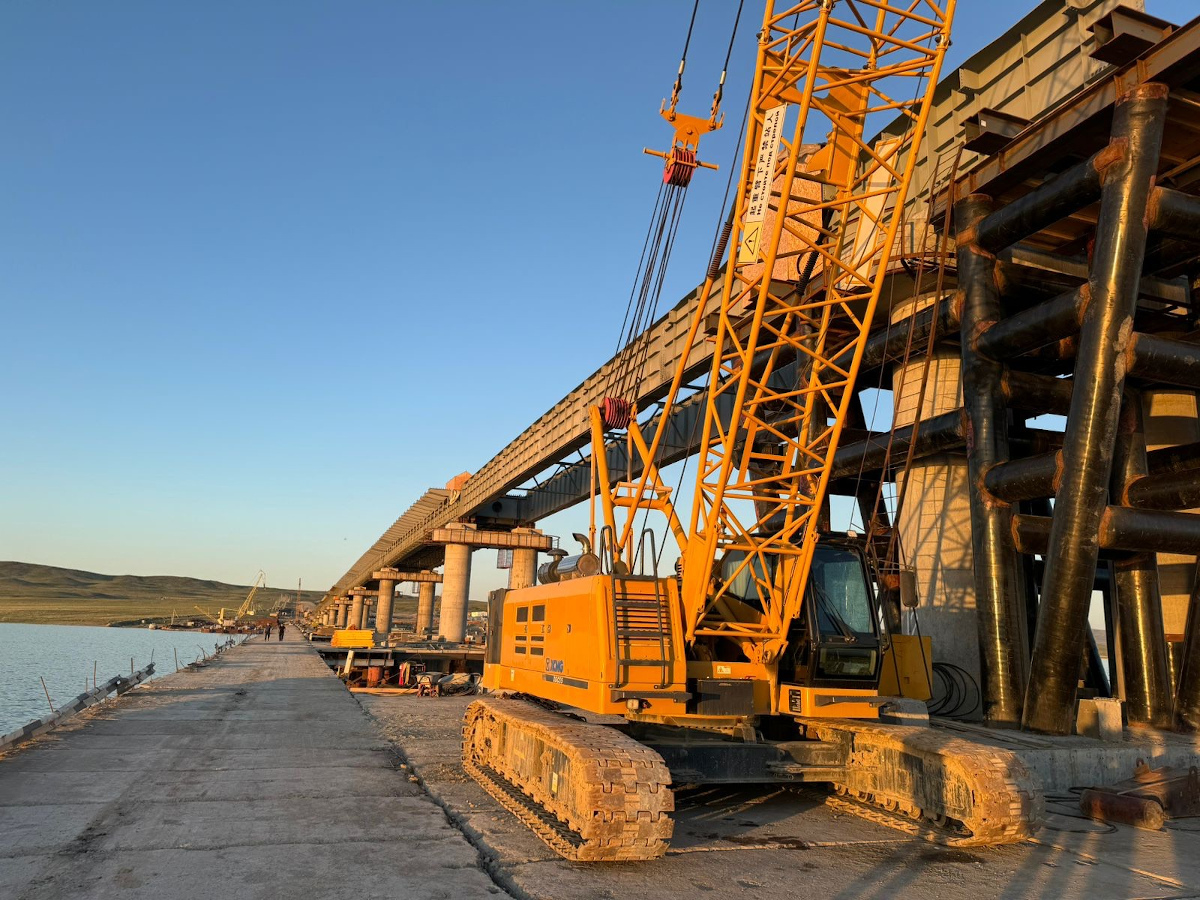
[672,0,702,105]
[712,0,745,114]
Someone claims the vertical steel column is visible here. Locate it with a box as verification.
[1110,391,1172,727]
[1024,84,1169,734]
[955,194,1029,726]
[1174,560,1200,731]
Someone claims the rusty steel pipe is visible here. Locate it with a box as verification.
[1174,561,1200,731]
[977,155,1106,254]
[1110,391,1173,728]
[829,409,968,479]
[956,193,1030,726]
[1014,509,1200,556]
[976,287,1086,360]
[1023,84,1169,735]
[984,451,1062,502]
[1079,790,1166,831]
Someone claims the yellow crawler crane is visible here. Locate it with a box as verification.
[464,0,1042,861]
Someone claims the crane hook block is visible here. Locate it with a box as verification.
[663,148,697,187]
[642,107,720,185]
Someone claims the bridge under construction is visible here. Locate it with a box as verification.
[323,0,1200,736]
[298,0,1200,863]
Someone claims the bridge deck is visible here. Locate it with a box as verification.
[0,634,508,900]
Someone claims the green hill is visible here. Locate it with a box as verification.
[0,561,326,626]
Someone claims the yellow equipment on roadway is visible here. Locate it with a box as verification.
[463,0,1043,861]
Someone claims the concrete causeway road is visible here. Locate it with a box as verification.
[7,633,1200,900]
[0,633,511,900]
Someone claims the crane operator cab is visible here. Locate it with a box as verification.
[719,535,885,719]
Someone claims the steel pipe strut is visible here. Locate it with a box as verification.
[1024,84,1170,735]
[1109,391,1172,728]
[955,194,1030,726]
[1014,509,1200,556]
[1001,369,1074,415]
[829,409,967,480]
[1148,440,1200,476]
[1128,333,1200,389]
[984,451,1061,502]
[1151,186,1200,241]
[976,155,1105,254]
[1125,470,1200,510]
[838,294,962,375]
[976,288,1085,361]
[1174,560,1200,731]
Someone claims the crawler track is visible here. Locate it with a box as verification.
[807,718,1044,845]
[464,699,1041,858]
[462,698,673,861]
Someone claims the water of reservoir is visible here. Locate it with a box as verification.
[0,623,246,736]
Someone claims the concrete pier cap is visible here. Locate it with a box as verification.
[432,524,555,643]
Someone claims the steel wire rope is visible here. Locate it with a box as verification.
[619,184,692,400]
[646,73,756,577]
[602,0,749,575]
[869,146,965,576]
[765,13,950,682]
[853,147,963,703]
[668,0,702,113]
[612,0,746,408]
[610,0,705,406]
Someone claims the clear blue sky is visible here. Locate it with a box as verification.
[2,1,1194,595]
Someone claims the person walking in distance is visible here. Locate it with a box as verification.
[277,621,286,642]
[264,621,273,642]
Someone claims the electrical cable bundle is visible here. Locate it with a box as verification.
[928,661,981,718]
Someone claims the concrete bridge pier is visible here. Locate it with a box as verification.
[438,532,474,642]
[373,569,399,644]
[335,600,348,629]
[417,583,436,638]
[508,528,541,590]
[400,571,443,639]
[348,590,367,631]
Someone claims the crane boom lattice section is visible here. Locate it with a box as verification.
[682,0,954,658]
